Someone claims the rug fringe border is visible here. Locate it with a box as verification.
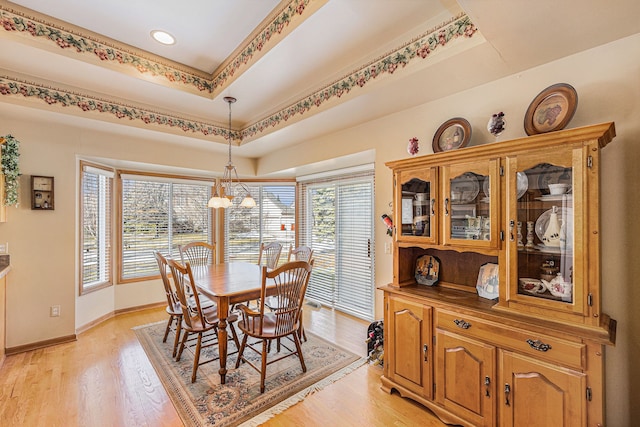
[238,357,367,427]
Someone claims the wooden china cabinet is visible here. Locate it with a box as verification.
[381,123,617,427]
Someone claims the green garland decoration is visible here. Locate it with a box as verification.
[1,134,20,206]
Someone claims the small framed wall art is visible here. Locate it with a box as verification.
[432,117,472,152]
[31,175,54,210]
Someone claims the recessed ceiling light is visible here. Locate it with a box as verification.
[151,30,175,45]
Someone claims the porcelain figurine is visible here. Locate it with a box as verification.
[542,205,561,247]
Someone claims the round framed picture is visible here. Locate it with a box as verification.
[524,83,577,135]
[432,118,471,153]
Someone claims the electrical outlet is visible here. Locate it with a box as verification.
[384,242,392,254]
[50,305,60,317]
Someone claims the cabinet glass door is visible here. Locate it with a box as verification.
[442,160,499,248]
[396,167,438,244]
[506,148,585,314]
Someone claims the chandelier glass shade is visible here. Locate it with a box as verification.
[208,97,256,209]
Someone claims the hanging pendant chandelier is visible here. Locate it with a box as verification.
[208,97,256,209]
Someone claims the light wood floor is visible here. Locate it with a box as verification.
[0,305,447,427]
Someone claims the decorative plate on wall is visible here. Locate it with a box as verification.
[432,118,471,152]
[524,83,577,135]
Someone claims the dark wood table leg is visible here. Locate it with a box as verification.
[217,297,229,384]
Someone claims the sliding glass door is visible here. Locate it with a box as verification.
[299,169,374,320]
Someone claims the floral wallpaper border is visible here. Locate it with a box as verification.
[0,0,317,95]
[241,15,477,140]
[0,14,477,143]
[0,75,234,139]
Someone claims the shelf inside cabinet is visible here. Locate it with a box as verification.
[397,247,497,291]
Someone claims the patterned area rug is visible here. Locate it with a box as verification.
[134,321,364,426]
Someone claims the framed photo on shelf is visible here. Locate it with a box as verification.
[432,117,471,153]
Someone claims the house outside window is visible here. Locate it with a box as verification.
[224,184,296,264]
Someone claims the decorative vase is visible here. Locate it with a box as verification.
[407,137,419,156]
[542,206,562,247]
[487,112,506,136]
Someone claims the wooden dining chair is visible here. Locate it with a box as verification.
[178,241,216,309]
[179,241,215,266]
[246,241,283,311]
[234,261,313,393]
[167,258,240,383]
[153,251,183,358]
[286,244,314,263]
[267,245,314,344]
[257,241,283,269]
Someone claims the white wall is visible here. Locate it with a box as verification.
[1,32,638,426]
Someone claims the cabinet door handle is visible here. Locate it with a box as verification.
[504,383,511,406]
[444,198,450,216]
[453,319,471,329]
[485,376,491,397]
[430,198,436,216]
[509,220,515,241]
[423,344,428,362]
[526,339,552,352]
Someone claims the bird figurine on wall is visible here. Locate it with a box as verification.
[381,214,393,236]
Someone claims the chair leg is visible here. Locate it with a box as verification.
[229,322,240,349]
[292,332,307,373]
[176,330,189,361]
[172,320,182,358]
[191,333,203,383]
[299,322,307,342]
[298,309,307,342]
[235,335,248,368]
[260,339,268,393]
[162,316,173,343]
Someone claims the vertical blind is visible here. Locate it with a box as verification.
[121,175,211,280]
[298,166,375,320]
[224,184,295,264]
[80,163,113,294]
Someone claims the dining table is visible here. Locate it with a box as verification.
[189,261,274,384]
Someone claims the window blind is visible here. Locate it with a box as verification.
[80,163,113,294]
[298,166,375,320]
[224,184,295,265]
[121,176,211,280]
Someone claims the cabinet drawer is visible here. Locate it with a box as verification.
[436,310,585,370]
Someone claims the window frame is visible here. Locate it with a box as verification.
[79,161,114,295]
[117,170,215,284]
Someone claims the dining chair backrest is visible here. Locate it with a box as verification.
[257,241,282,269]
[179,241,215,267]
[256,261,312,335]
[287,245,314,263]
[154,251,180,312]
[166,258,206,330]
